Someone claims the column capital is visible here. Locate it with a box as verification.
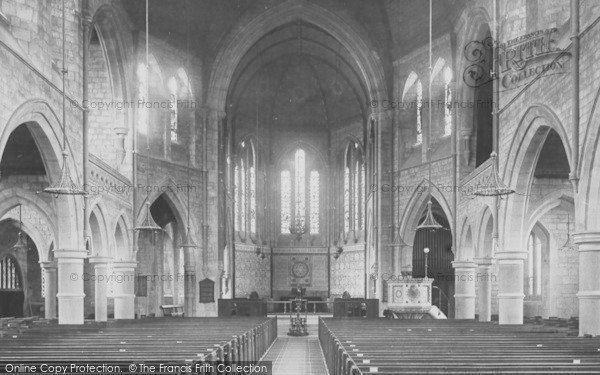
[452,260,477,269]
[88,256,112,264]
[495,251,527,261]
[573,231,600,247]
[54,248,88,260]
[473,257,495,266]
[39,260,57,269]
[111,261,138,270]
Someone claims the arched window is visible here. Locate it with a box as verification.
[416,80,423,145]
[526,232,542,297]
[280,148,320,234]
[443,66,453,137]
[0,256,22,290]
[234,140,256,233]
[168,77,178,143]
[168,69,193,146]
[343,142,365,233]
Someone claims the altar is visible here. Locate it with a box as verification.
[385,278,447,319]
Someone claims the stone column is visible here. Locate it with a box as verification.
[452,261,476,319]
[89,256,111,322]
[573,232,600,336]
[496,252,526,324]
[474,257,493,322]
[183,246,196,317]
[54,249,87,325]
[112,261,137,320]
[41,261,57,320]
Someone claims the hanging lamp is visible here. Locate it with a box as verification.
[416,0,445,232]
[43,0,86,197]
[388,223,408,249]
[473,152,515,196]
[12,204,27,251]
[134,0,162,238]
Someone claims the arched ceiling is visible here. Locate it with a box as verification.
[229,21,365,131]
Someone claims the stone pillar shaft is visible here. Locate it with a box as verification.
[574,232,600,336]
[54,249,87,325]
[89,257,111,322]
[41,262,57,320]
[183,247,196,317]
[475,257,493,322]
[496,252,526,325]
[453,261,476,319]
[112,261,137,320]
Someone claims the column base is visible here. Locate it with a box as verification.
[574,232,600,336]
[112,261,137,320]
[453,261,476,319]
[498,293,525,325]
[54,249,87,325]
[113,295,135,320]
[474,257,494,322]
[577,292,600,336]
[57,294,85,325]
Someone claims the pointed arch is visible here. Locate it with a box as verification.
[398,180,454,247]
[0,188,57,262]
[0,100,82,249]
[113,214,131,261]
[458,216,475,261]
[501,105,571,250]
[578,84,600,230]
[134,179,196,253]
[476,206,494,259]
[207,1,386,115]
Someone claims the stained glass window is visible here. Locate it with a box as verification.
[354,161,360,231]
[281,170,291,233]
[280,148,320,234]
[0,256,21,290]
[344,167,350,233]
[295,149,306,227]
[361,164,366,229]
[444,66,453,137]
[168,77,178,143]
[239,159,246,231]
[234,141,257,234]
[343,142,365,233]
[249,166,256,233]
[309,171,319,234]
[235,165,241,229]
[526,232,542,296]
[416,80,423,145]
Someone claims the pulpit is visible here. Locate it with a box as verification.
[385,278,446,319]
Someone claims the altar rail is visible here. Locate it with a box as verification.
[267,300,333,314]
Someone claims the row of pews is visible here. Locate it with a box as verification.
[319,318,600,374]
[1,317,277,372]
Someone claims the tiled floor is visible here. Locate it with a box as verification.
[261,316,329,375]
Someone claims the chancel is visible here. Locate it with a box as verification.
[1,0,600,374]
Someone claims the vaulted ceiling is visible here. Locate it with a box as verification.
[121,0,467,131]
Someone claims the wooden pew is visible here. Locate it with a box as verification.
[319,318,600,374]
[159,304,184,317]
[0,317,278,369]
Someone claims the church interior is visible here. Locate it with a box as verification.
[1,0,600,373]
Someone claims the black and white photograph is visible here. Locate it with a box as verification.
[0,0,599,373]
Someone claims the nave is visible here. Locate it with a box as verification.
[2,316,600,374]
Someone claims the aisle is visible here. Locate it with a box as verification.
[261,316,329,375]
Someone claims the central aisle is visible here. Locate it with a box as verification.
[261,316,330,375]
